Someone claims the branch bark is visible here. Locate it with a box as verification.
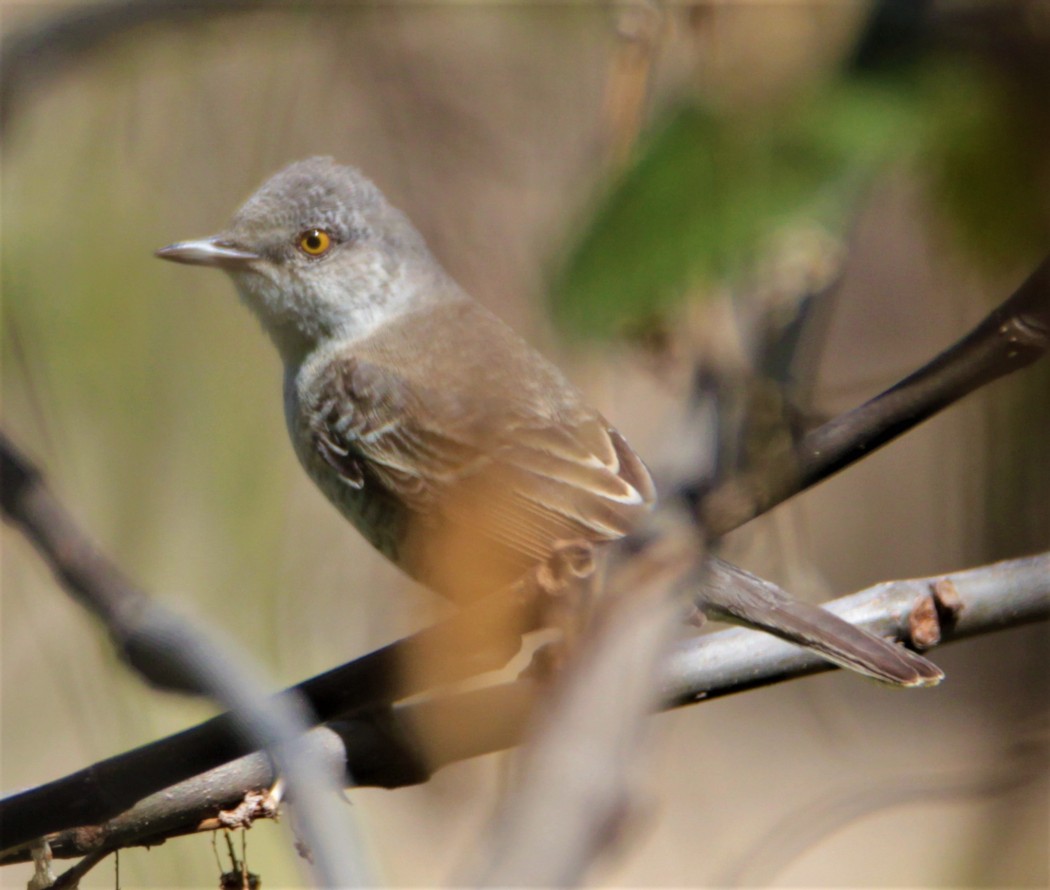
[4,551,1045,866]
[699,258,1050,534]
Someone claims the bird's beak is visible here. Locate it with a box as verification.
[155,236,259,269]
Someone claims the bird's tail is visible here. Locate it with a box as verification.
[699,557,943,687]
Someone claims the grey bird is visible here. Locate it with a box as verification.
[157,156,942,686]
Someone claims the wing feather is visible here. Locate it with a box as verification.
[306,354,655,594]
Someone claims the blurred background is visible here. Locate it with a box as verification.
[2,1,1048,886]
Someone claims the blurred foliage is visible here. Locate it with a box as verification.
[552,50,1050,338]
[549,76,918,338]
[923,61,1050,272]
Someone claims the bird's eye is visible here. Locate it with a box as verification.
[297,228,332,257]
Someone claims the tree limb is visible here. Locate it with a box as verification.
[699,258,1050,534]
[4,551,1045,866]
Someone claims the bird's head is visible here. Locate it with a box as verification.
[157,157,442,364]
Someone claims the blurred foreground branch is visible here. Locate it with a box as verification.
[3,552,1045,866]
[457,534,699,887]
[0,433,373,885]
[0,0,265,131]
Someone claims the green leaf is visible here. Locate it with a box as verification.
[550,78,922,339]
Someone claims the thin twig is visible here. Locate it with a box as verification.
[51,847,111,890]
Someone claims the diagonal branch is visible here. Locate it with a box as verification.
[699,258,1050,534]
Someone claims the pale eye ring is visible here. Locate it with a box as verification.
[297,228,333,257]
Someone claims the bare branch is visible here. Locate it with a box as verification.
[5,552,1044,866]
[51,847,110,890]
[661,552,1049,704]
[700,257,1050,534]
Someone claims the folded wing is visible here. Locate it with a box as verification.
[307,355,655,599]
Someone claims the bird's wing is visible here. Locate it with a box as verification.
[307,355,478,499]
[306,355,655,566]
[461,417,656,561]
